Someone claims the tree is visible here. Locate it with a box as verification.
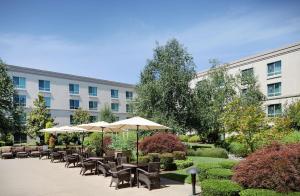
[72,108,90,125]
[0,59,23,140]
[135,39,196,133]
[285,100,300,131]
[99,105,116,123]
[194,66,236,142]
[27,94,54,140]
[221,97,266,152]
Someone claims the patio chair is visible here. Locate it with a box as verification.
[117,156,128,166]
[108,161,132,190]
[39,146,50,159]
[97,160,111,177]
[0,146,13,159]
[25,146,40,158]
[137,162,160,190]
[14,146,28,158]
[79,156,96,175]
[104,156,115,163]
[64,154,79,168]
[51,152,62,163]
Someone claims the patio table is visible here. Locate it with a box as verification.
[122,163,148,185]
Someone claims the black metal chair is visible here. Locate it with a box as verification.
[64,154,79,168]
[108,161,132,190]
[137,162,160,190]
[51,152,62,163]
[79,156,96,175]
[97,160,111,177]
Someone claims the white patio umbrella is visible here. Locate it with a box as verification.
[77,121,119,156]
[40,127,62,133]
[107,116,170,164]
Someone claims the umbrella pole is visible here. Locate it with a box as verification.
[101,127,104,157]
[136,125,139,165]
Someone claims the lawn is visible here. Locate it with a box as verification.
[161,156,229,184]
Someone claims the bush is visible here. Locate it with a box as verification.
[110,132,136,151]
[174,158,193,169]
[148,153,160,162]
[0,141,5,147]
[229,142,249,157]
[189,148,228,158]
[239,189,282,196]
[233,143,300,192]
[160,153,176,170]
[179,135,189,142]
[197,162,221,181]
[138,155,150,164]
[188,135,201,143]
[139,133,186,154]
[218,160,239,169]
[282,131,300,144]
[201,179,243,196]
[173,151,186,160]
[206,168,233,180]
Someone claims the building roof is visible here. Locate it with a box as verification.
[7,64,136,88]
[197,41,300,77]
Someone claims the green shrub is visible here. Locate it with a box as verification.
[138,155,150,164]
[229,142,249,157]
[191,148,228,158]
[179,135,189,142]
[187,149,196,156]
[282,131,300,144]
[197,162,221,181]
[206,168,233,179]
[160,153,176,170]
[148,153,160,162]
[0,141,5,147]
[239,189,282,196]
[218,160,239,169]
[173,151,186,160]
[201,179,243,196]
[188,135,201,143]
[174,158,193,169]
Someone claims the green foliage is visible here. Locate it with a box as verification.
[201,179,243,196]
[134,39,196,133]
[174,158,193,169]
[218,160,239,169]
[197,162,222,181]
[285,100,300,130]
[44,121,53,145]
[72,108,90,125]
[110,132,136,151]
[0,140,5,146]
[138,155,150,164]
[0,59,24,138]
[282,131,300,144]
[206,168,233,179]
[228,142,249,157]
[221,97,266,152]
[49,135,56,148]
[99,104,116,123]
[83,132,102,155]
[147,153,160,162]
[239,189,282,196]
[3,133,14,146]
[26,94,54,139]
[179,135,189,142]
[173,151,186,160]
[188,148,228,158]
[188,135,201,143]
[160,153,176,170]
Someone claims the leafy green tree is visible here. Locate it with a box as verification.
[221,97,266,152]
[0,59,23,140]
[194,66,236,142]
[72,108,90,125]
[27,94,54,140]
[285,100,300,131]
[135,39,196,133]
[99,104,116,123]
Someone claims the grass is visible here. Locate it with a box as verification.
[161,156,229,184]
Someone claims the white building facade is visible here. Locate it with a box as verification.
[7,65,136,127]
[191,42,300,117]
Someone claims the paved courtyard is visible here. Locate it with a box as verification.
[0,158,198,196]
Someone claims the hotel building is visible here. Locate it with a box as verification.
[190,42,300,117]
[7,65,136,129]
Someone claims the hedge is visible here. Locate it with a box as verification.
[138,155,150,164]
[188,135,201,143]
[201,179,243,196]
[218,160,239,169]
[179,135,189,142]
[206,168,233,179]
[188,147,228,158]
[174,158,193,169]
[173,151,186,160]
[229,142,249,157]
[240,189,300,196]
[160,153,176,170]
[147,153,160,162]
[197,162,222,181]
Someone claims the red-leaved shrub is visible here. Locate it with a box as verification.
[139,133,186,154]
[232,142,300,193]
[102,136,112,152]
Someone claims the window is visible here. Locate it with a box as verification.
[267,61,281,76]
[89,101,98,110]
[111,89,119,98]
[268,104,282,117]
[70,115,74,125]
[89,116,97,123]
[39,80,50,91]
[111,103,119,112]
[20,113,27,124]
[13,95,26,106]
[69,99,79,109]
[13,76,26,89]
[126,104,132,113]
[88,86,97,96]
[126,91,133,100]
[44,97,51,108]
[241,68,253,85]
[267,82,281,97]
[69,84,79,94]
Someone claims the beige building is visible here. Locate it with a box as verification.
[7,65,136,129]
[191,42,300,117]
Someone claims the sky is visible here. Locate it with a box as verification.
[0,0,300,84]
